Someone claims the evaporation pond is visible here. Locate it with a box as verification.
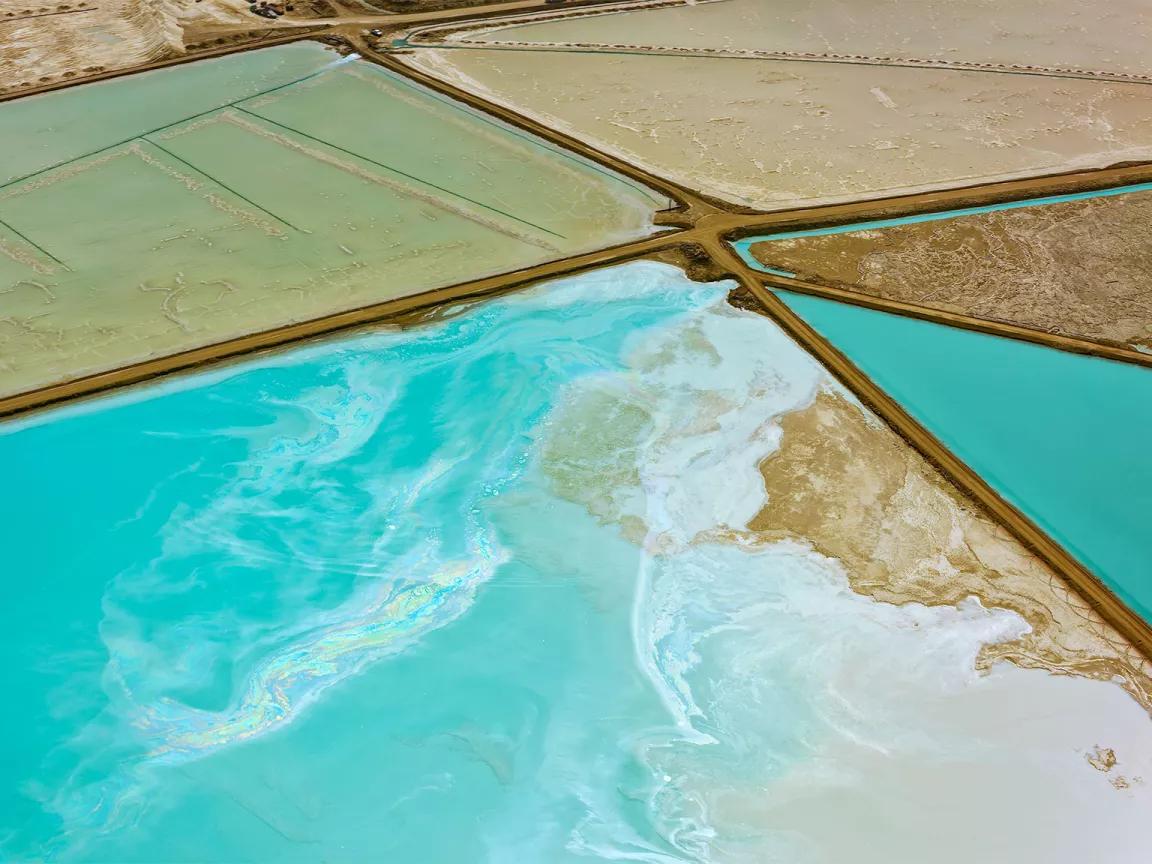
[777,288,1152,621]
[4,263,1151,862]
[0,42,659,398]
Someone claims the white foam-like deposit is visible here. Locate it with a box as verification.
[532,262,1152,861]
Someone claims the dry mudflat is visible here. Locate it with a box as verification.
[749,192,1152,353]
[0,0,339,99]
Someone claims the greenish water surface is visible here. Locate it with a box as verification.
[777,290,1152,621]
[0,43,658,398]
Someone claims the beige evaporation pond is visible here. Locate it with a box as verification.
[459,0,1152,77]
[0,42,663,398]
[406,2,1152,210]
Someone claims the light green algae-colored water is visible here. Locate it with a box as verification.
[776,290,1152,623]
[3,263,1151,862]
[0,43,661,398]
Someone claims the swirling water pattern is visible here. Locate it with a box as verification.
[0,263,715,857]
[2,262,1151,862]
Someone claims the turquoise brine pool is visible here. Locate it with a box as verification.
[4,263,1152,862]
[777,290,1152,622]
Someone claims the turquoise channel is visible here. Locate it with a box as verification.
[776,289,1152,622]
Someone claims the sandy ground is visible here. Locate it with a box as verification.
[0,0,337,98]
[721,661,1152,863]
[743,387,1152,859]
[451,0,1152,79]
[0,0,187,95]
[0,0,643,98]
[750,194,1152,352]
[543,267,1152,710]
[751,386,1152,698]
[403,47,1152,210]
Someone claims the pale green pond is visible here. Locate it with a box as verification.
[0,42,662,398]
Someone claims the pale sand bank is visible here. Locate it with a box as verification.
[0,0,287,98]
[0,0,660,96]
[729,663,1152,863]
[544,272,1152,709]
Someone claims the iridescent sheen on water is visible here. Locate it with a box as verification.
[3,264,1151,862]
